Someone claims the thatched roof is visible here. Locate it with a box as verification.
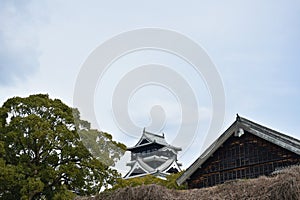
[76,165,300,200]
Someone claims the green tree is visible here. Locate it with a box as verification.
[110,171,187,191]
[0,94,126,199]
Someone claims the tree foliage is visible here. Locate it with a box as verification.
[109,171,187,191]
[0,94,126,199]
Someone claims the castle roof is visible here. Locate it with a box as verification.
[124,155,181,179]
[127,129,181,151]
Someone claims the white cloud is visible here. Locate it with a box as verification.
[0,0,49,86]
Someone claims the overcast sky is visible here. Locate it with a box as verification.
[1,0,300,174]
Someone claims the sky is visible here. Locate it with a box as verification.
[1,0,300,175]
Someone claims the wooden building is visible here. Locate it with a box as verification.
[124,129,182,179]
[177,115,300,188]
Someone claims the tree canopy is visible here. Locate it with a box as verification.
[0,94,126,199]
[109,172,187,191]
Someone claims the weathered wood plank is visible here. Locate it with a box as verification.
[188,131,300,188]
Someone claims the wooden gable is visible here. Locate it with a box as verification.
[188,130,300,188]
[177,116,300,188]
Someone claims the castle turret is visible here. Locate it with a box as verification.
[124,129,182,179]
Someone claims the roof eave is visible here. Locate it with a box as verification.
[127,141,164,151]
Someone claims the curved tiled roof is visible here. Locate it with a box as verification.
[127,129,181,151]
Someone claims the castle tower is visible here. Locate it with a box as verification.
[124,129,182,179]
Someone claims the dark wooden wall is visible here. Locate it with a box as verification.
[188,132,300,188]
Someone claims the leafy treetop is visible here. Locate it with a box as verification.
[0,94,126,200]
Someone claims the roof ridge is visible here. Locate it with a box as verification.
[144,130,165,138]
[239,116,300,145]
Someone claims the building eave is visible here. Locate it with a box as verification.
[238,117,300,155]
[127,141,163,151]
